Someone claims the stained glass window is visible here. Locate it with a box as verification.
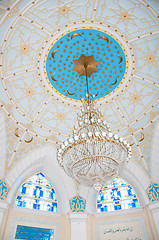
[97,177,139,213]
[15,173,58,212]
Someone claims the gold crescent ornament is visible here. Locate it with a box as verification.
[90,92,98,98]
[51,73,58,81]
[15,128,20,137]
[24,136,33,143]
[130,143,134,146]
[71,33,82,39]
[67,90,75,95]
[51,50,59,58]
[98,36,109,44]
[111,78,117,85]
[139,132,144,142]
[117,55,122,64]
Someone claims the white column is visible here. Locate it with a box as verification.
[0,201,7,226]
[69,213,87,240]
[148,201,159,236]
[0,200,8,240]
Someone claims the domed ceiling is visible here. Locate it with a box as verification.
[0,0,158,182]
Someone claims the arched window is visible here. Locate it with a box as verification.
[97,177,139,213]
[15,172,58,212]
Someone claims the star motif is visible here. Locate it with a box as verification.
[57,4,71,16]
[11,35,34,63]
[41,0,82,23]
[73,54,99,77]
[109,5,137,30]
[119,10,132,21]
[57,112,65,120]
[24,87,35,97]
[130,93,141,104]
[19,43,30,54]
[142,46,158,71]
[145,53,156,64]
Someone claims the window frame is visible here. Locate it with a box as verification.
[96,177,140,213]
[14,171,58,213]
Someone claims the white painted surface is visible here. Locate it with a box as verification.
[0,111,6,178]
[70,213,87,240]
[151,120,159,183]
[149,201,159,236]
[0,200,7,227]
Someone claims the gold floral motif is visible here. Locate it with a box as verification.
[73,54,99,77]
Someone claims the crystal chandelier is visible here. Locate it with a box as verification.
[57,55,132,190]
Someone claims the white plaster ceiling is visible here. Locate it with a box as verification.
[0,0,159,204]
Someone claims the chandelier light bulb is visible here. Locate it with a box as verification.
[102,132,107,137]
[74,135,79,141]
[85,119,89,124]
[91,118,95,123]
[81,133,86,139]
[79,121,83,126]
[69,138,74,143]
[64,141,68,146]
[103,121,107,125]
[119,137,123,142]
[88,132,93,137]
[109,132,113,138]
[95,132,100,137]
[61,144,65,150]
[114,135,118,140]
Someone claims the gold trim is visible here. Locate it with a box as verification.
[62,138,127,156]
[71,33,82,39]
[117,54,123,64]
[24,136,33,143]
[15,128,20,137]
[98,36,109,43]
[51,73,58,81]
[139,132,144,142]
[51,50,59,58]
[111,78,117,85]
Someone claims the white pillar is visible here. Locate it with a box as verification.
[0,200,8,239]
[148,202,159,236]
[69,213,87,240]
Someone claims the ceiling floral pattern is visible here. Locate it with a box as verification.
[0,0,158,181]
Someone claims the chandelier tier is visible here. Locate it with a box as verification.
[57,54,132,190]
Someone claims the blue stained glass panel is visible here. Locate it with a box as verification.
[97,177,139,213]
[15,173,58,213]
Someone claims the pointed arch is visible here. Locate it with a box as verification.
[15,172,58,212]
[97,177,139,213]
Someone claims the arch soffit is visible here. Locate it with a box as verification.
[6,144,72,214]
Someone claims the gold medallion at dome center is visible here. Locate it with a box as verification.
[73,54,99,78]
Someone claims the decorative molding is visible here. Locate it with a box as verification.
[146,182,159,202]
[148,201,159,213]
[0,179,9,201]
[13,205,61,217]
[69,195,86,212]
[95,206,144,218]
